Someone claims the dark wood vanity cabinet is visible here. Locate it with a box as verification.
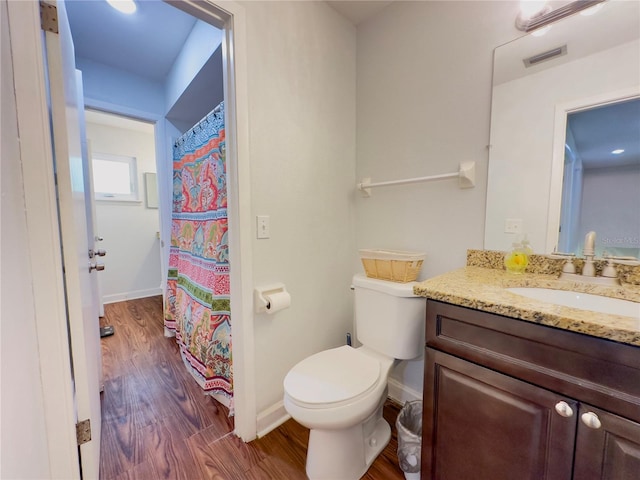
[421,300,640,480]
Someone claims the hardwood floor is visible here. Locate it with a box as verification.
[99,296,406,479]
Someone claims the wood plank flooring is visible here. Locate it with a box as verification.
[99,296,406,479]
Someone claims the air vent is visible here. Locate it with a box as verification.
[523,45,567,68]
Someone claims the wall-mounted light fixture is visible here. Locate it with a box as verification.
[516,0,606,33]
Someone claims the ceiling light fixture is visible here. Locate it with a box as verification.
[516,0,606,33]
[516,0,552,30]
[611,149,625,155]
[519,1,551,20]
[107,0,137,15]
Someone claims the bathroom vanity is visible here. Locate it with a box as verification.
[415,254,640,480]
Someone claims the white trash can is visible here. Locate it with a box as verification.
[396,401,422,480]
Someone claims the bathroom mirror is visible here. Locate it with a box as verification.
[484,0,640,255]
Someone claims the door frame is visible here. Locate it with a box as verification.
[162,0,257,441]
[81,101,166,302]
[192,0,257,441]
[85,3,257,440]
[7,0,255,476]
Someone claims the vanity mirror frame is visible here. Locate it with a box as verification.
[484,0,640,255]
[546,86,640,253]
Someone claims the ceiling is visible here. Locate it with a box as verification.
[569,98,640,169]
[65,0,199,82]
[68,0,638,169]
[66,0,223,132]
[65,0,388,84]
[326,1,394,25]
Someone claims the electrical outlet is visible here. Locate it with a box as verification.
[505,218,523,234]
[256,215,270,239]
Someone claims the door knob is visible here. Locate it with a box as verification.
[554,401,574,418]
[89,262,105,272]
[581,412,602,429]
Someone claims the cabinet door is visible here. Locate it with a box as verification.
[573,404,640,480]
[423,349,577,480]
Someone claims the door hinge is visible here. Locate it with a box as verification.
[76,419,91,446]
[40,1,59,34]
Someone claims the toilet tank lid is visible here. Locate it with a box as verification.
[352,273,418,297]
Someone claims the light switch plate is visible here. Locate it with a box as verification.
[257,215,270,239]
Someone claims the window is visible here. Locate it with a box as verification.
[92,153,139,202]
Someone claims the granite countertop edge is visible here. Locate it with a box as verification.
[413,266,640,347]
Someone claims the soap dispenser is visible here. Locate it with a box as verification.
[504,241,529,274]
[521,234,534,255]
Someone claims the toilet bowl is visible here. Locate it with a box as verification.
[284,346,395,480]
[283,274,426,480]
[284,345,393,430]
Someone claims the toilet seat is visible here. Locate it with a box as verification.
[284,346,381,409]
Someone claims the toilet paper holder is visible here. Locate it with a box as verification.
[254,283,289,314]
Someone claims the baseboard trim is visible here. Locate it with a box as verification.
[103,287,163,304]
[256,400,290,438]
[387,377,422,405]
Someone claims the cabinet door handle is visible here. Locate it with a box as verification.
[554,401,574,418]
[581,412,602,429]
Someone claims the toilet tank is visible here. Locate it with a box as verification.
[353,274,426,360]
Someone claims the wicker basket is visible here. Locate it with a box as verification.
[359,249,425,283]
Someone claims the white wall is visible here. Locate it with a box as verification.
[580,164,640,256]
[165,20,223,111]
[485,39,640,253]
[243,0,357,417]
[85,120,162,303]
[355,1,522,397]
[1,1,51,474]
[77,57,165,116]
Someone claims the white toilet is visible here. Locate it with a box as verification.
[283,274,426,480]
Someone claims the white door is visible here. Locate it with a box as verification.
[43,0,102,477]
[77,73,105,384]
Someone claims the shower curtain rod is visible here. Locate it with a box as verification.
[357,161,476,197]
[174,102,224,147]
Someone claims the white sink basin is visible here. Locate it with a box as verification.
[506,288,640,319]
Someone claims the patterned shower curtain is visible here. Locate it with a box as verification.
[164,102,233,410]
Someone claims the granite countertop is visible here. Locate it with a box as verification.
[414,265,640,347]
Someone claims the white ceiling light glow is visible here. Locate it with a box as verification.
[107,0,136,15]
[611,149,625,155]
[519,0,549,20]
[531,25,552,37]
[580,3,604,16]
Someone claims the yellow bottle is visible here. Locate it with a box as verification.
[504,242,528,274]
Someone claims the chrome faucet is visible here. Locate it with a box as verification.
[581,231,596,277]
[550,231,640,286]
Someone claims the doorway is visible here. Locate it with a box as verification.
[64,0,257,442]
[6,1,253,478]
[84,110,162,305]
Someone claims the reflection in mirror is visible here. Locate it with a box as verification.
[484,0,640,254]
[558,98,640,257]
